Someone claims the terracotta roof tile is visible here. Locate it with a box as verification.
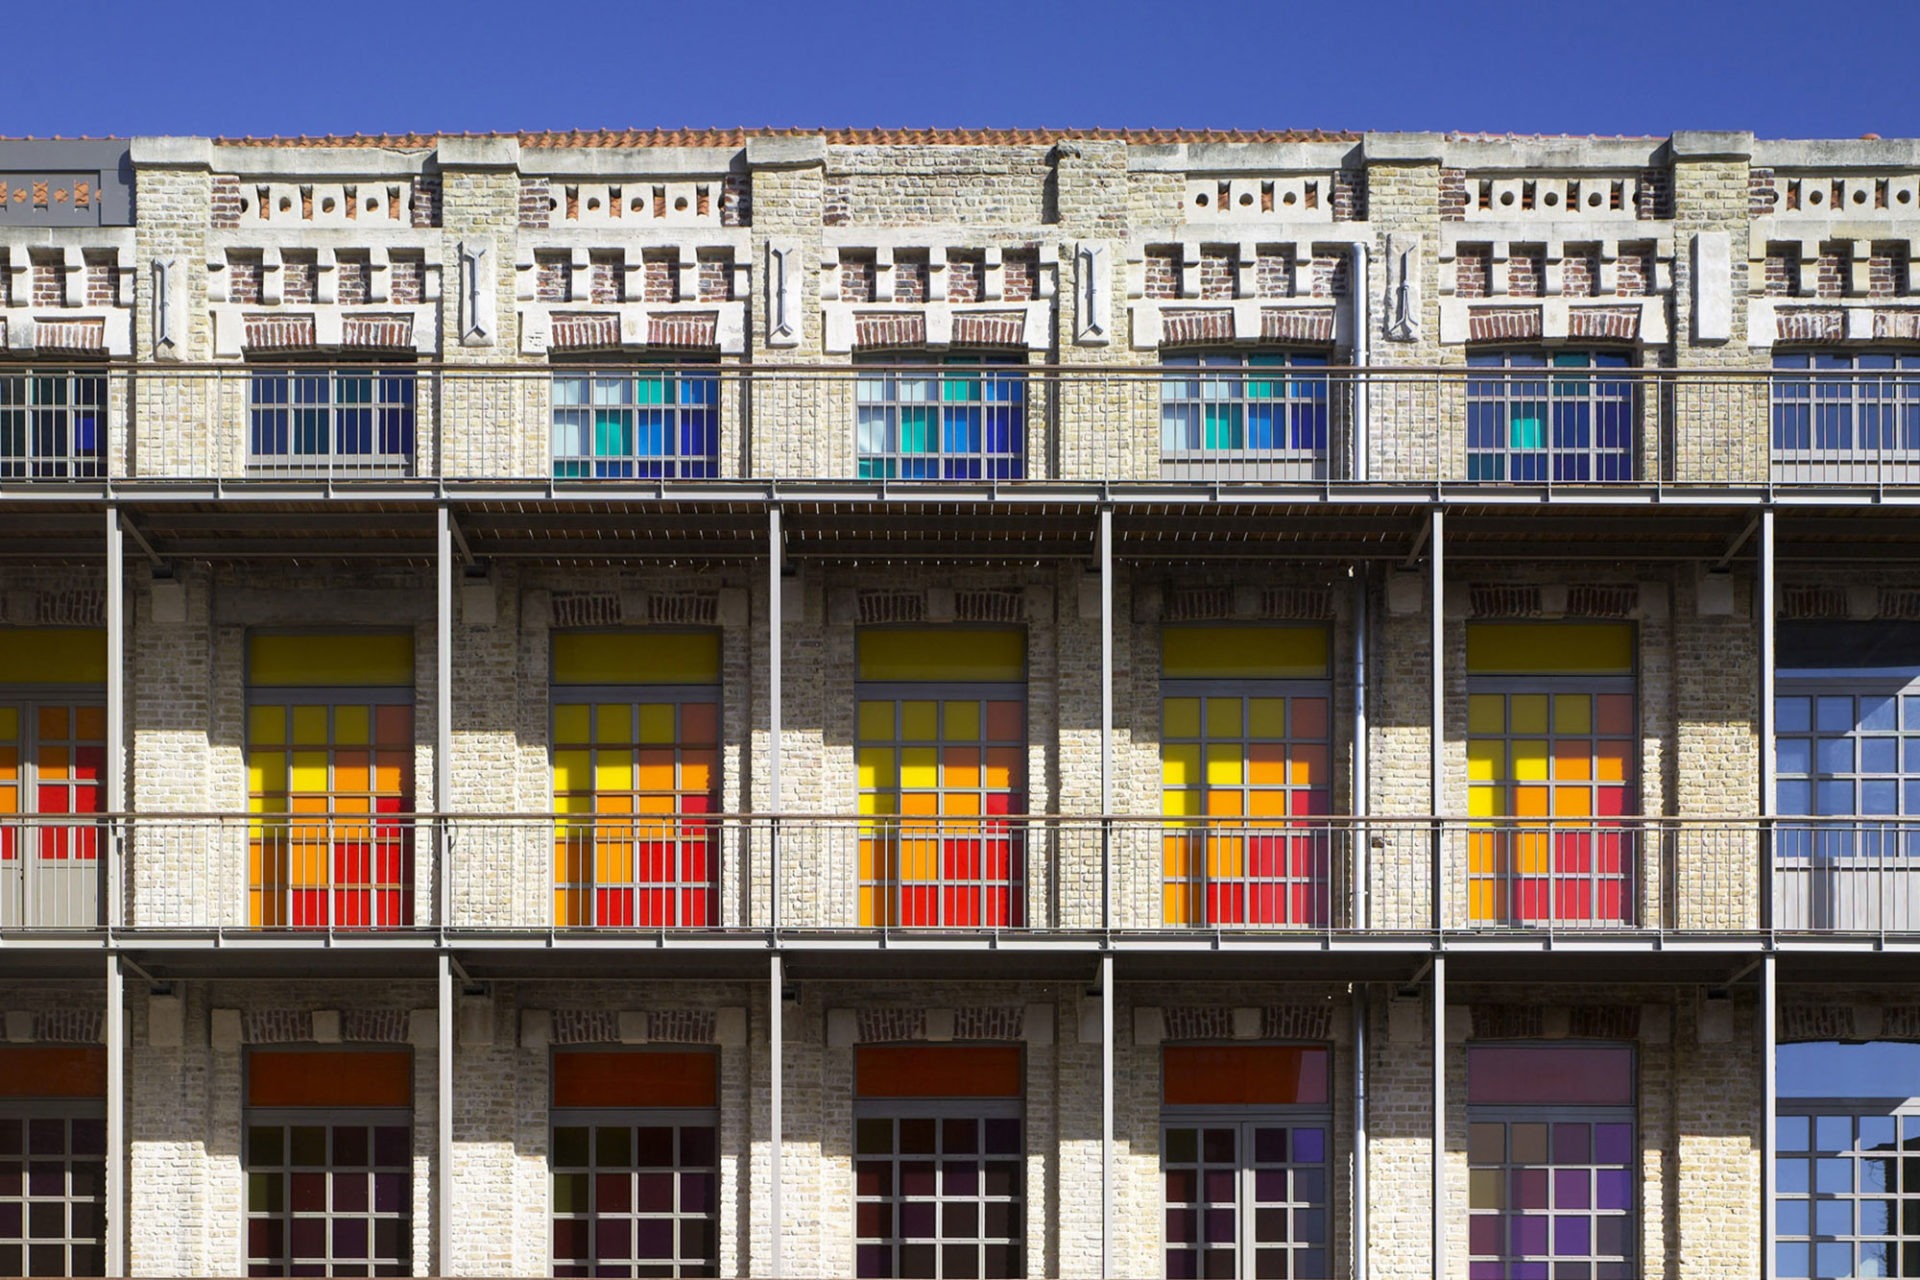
[203,127,1361,149]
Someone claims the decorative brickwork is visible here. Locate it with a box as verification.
[35,1009,104,1044]
[954,589,1025,623]
[550,313,620,350]
[1780,583,1846,618]
[1568,307,1640,341]
[243,314,317,350]
[857,590,926,625]
[1161,309,1234,346]
[1780,1003,1852,1042]
[1775,308,1845,343]
[1160,1007,1234,1041]
[1470,1005,1545,1038]
[951,313,1025,347]
[1261,308,1337,343]
[857,1007,927,1043]
[549,592,621,628]
[342,1009,411,1044]
[1568,1005,1641,1040]
[649,313,718,349]
[648,1010,718,1044]
[551,1009,622,1045]
[1260,1005,1334,1040]
[37,590,105,626]
[1467,307,1542,342]
[952,1007,1025,1041]
[854,313,926,349]
[243,1009,312,1044]
[648,593,719,625]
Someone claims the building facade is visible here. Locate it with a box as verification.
[0,126,1913,1278]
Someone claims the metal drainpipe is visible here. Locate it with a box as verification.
[1353,985,1369,1280]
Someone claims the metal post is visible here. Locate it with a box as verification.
[1353,573,1369,929]
[769,954,783,1278]
[1353,984,1369,1280]
[436,954,454,1275]
[436,506,453,930]
[1759,509,1776,930]
[1100,952,1114,1280]
[1099,506,1113,930]
[1351,243,1370,482]
[768,506,782,933]
[105,509,124,930]
[104,955,124,1277]
[1431,955,1447,1280]
[1762,953,1778,1280]
[1430,511,1446,929]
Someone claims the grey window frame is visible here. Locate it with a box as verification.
[0,690,105,930]
[0,368,106,480]
[1775,1096,1920,1280]
[246,365,417,477]
[852,1093,1025,1280]
[242,1087,414,1279]
[0,1098,107,1278]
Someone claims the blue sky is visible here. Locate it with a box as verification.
[15,0,1919,141]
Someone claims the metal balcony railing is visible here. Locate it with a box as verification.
[19,362,1920,489]
[4,812,1910,940]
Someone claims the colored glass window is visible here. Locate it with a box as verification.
[244,1050,411,1278]
[1162,1119,1328,1280]
[246,635,415,930]
[1772,353,1920,480]
[1161,1046,1330,1108]
[854,1049,1023,1280]
[1160,353,1329,478]
[1468,1046,1636,1280]
[1466,625,1637,928]
[857,630,1025,928]
[552,367,719,480]
[856,357,1025,481]
[248,368,415,475]
[0,1048,107,1279]
[1466,351,1635,483]
[551,1051,719,1279]
[0,700,104,929]
[0,371,105,480]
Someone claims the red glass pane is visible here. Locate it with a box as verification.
[1467,1045,1634,1105]
[596,888,635,927]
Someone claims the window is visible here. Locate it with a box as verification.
[1466,352,1635,483]
[1468,1045,1636,1280]
[1160,626,1332,928]
[0,629,106,930]
[550,1050,719,1279]
[245,1050,412,1277]
[1160,353,1329,480]
[856,357,1025,481]
[856,629,1026,927]
[854,1045,1023,1280]
[0,1047,106,1278]
[1777,1040,1920,1280]
[551,632,720,928]
[552,367,719,480]
[1161,1044,1330,1280]
[1465,624,1638,927]
[1774,622,1920,931]
[1772,353,1920,481]
[0,371,105,479]
[248,368,415,475]
[247,634,415,930]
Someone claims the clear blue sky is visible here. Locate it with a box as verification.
[16,0,1919,141]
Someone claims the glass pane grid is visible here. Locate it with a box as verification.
[1160,354,1329,472]
[1163,1121,1328,1280]
[1466,353,1635,483]
[855,361,1025,481]
[551,370,719,480]
[1160,692,1331,928]
[550,1120,718,1279]
[247,369,416,476]
[0,372,106,480]
[854,1114,1023,1279]
[1468,1116,1634,1280]
[552,698,719,928]
[1775,1107,1918,1280]
[1772,353,1920,478]
[0,701,105,928]
[0,1111,106,1278]
[245,1119,411,1277]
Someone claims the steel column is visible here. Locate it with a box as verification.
[1099,506,1113,927]
[1100,952,1114,1279]
[105,509,124,929]
[1431,955,1447,1280]
[1762,953,1777,1280]
[1354,572,1369,929]
[1759,509,1776,930]
[1430,512,1445,929]
[436,506,453,929]
[436,954,454,1274]
[769,954,784,1278]
[768,506,782,933]
[1353,984,1369,1280]
[105,955,124,1277]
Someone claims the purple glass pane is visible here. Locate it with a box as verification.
[289,1218,325,1259]
[1253,1169,1288,1202]
[373,1127,408,1167]
[1554,1216,1591,1257]
[333,1126,369,1166]
[1512,1214,1550,1256]
[1554,1168,1590,1209]
[856,1244,893,1279]
[0,1204,17,1237]
[70,1118,105,1157]
[1594,1123,1632,1165]
[1595,1169,1631,1211]
[632,1217,673,1262]
[1553,1124,1591,1164]
[372,1171,406,1213]
[634,1171,671,1213]
[983,1118,1020,1155]
[1513,1263,1550,1280]
[332,1218,369,1261]
[1203,1169,1236,1203]
[1204,1208,1236,1244]
[1294,1128,1325,1163]
[943,1117,979,1155]
[1514,1168,1549,1210]
[944,1160,979,1197]
[1167,1249,1198,1280]
[680,1125,715,1167]
[681,1171,714,1213]
[900,1200,936,1239]
[27,1119,63,1153]
[1470,1266,1505,1280]
[1470,1215,1500,1255]
[333,1172,368,1213]
[1468,1046,1635,1106]
[1253,1128,1287,1163]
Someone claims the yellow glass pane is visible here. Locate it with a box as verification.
[248,706,286,746]
[289,706,329,746]
[1161,625,1328,679]
[1509,695,1548,735]
[551,631,720,685]
[856,628,1024,682]
[598,704,634,745]
[1467,739,1505,782]
[0,707,16,740]
[1162,697,1201,739]
[900,701,938,742]
[1162,788,1201,817]
[289,751,328,792]
[248,753,288,796]
[1553,696,1592,735]
[0,629,107,684]
[1162,745,1201,786]
[554,793,593,815]
[900,748,938,789]
[636,704,674,745]
[1205,744,1243,786]
[943,701,981,741]
[249,632,412,686]
[596,756,633,791]
[858,701,895,740]
[1468,694,1506,735]
[553,704,590,743]
[553,750,592,793]
[864,793,898,816]
[1205,698,1243,739]
[1467,785,1501,818]
[1465,622,1633,675]
[858,748,897,791]
[1248,698,1287,738]
[1512,740,1548,782]
[332,705,369,746]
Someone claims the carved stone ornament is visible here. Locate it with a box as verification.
[1385,233,1421,342]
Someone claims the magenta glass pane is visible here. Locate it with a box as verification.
[1554,1216,1591,1256]
[1595,1169,1632,1211]
[899,1200,935,1238]
[1470,1265,1505,1280]
[856,1244,891,1278]
[632,1218,672,1260]
[944,1160,979,1196]
[680,1170,713,1213]
[1552,1123,1591,1163]
[332,1218,369,1261]
[1553,1168,1589,1209]
[1167,1249,1198,1280]
[1594,1123,1632,1165]
[1204,1207,1236,1242]
[1468,1046,1635,1105]
[1203,1169,1235,1202]
[633,1171,670,1213]
[1253,1168,1287,1201]
[1514,1168,1549,1210]
[1470,1215,1501,1254]
[1512,1214,1549,1255]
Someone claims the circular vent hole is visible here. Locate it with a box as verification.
[366,197,380,211]
[1901,189,1915,205]
[1854,189,1868,204]
[1543,191,1559,207]
[1195,192,1209,206]
[674,196,689,211]
[1282,191,1297,205]
[278,197,293,212]
[1588,192,1602,206]
[549,198,559,211]
[1500,190,1516,206]
[1809,189,1825,205]
[587,197,601,211]
[321,197,336,213]
[1239,192,1253,206]
[631,197,644,211]
[239,199,251,213]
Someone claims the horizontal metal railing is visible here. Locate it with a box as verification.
[5,813,1913,940]
[10,362,1920,489]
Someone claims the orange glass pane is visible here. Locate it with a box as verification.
[74,707,105,740]
[248,1049,412,1107]
[857,1046,1022,1098]
[1595,695,1635,736]
[1162,1045,1328,1106]
[374,705,413,745]
[552,1050,717,1108]
[1595,741,1632,783]
[984,701,1023,741]
[1552,741,1592,781]
[680,702,718,745]
[1290,698,1328,739]
[0,1047,108,1098]
[36,707,67,739]
[1247,743,1288,786]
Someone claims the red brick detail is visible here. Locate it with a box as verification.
[893,257,929,304]
[1198,248,1235,300]
[1870,244,1909,298]
[1144,249,1180,300]
[228,254,263,305]
[1813,243,1846,298]
[721,171,750,227]
[1468,307,1543,342]
[410,172,440,227]
[1469,585,1544,618]
[590,253,623,305]
[342,315,414,349]
[1002,251,1038,302]
[1763,245,1795,297]
[1255,249,1293,299]
[1507,248,1546,298]
[1875,311,1920,342]
[1750,168,1779,216]
[519,178,551,228]
[649,313,719,349]
[1569,307,1640,342]
[244,314,317,350]
[947,254,983,303]
[1775,309,1845,343]
[952,312,1026,348]
[31,261,63,307]
[854,313,927,349]
[34,319,104,353]
[549,313,621,349]
[389,256,424,305]
[1439,168,1469,221]
[536,253,570,302]
[696,256,731,302]
[1310,252,1348,299]
[1332,168,1367,221]
[1161,309,1234,346]
[1565,585,1640,619]
[1261,308,1336,343]
[1455,246,1490,298]
[840,256,877,303]
[1635,168,1672,220]
[336,255,370,306]
[84,254,117,306]
[282,255,316,304]
[212,175,245,228]
[1616,245,1654,297]
[1562,246,1599,298]
[1782,584,1846,619]
[643,257,675,303]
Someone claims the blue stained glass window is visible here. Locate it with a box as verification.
[1160,352,1329,470]
[552,367,718,480]
[248,368,415,473]
[855,356,1025,481]
[1466,351,1635,482]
